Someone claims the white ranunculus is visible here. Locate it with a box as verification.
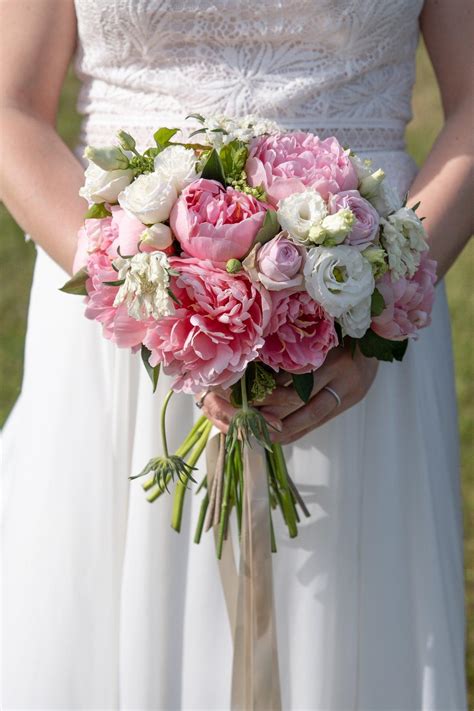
[308,208,355,246]
[338,295,372,338]
[277,190,328,244]
[113,251,174,321]
[140,223,173,250]
[154,145,199,193]
[118,172,177,224]
[304,244,375,317]
[381,207,428,280]
[79,162,134,204]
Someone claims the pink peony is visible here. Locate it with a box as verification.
[170,178,268,264]
[246,133,358,206]
[260,289,338,374]
[84,251,149,349]
[110,206,147,257]
[256,232,305,291]
[73,216,118,272]
[328,190,380,247]
[371,255,437,340]
[144,257,268,393]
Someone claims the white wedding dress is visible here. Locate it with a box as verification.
[1,1,467,709]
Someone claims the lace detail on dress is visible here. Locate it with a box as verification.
[73,0,424,150]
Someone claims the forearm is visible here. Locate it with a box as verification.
[0,106,85,274]
[408,103,473,280]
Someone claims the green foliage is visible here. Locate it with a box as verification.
[292,372,314,403]
[153,127,179,149]
[141,345,160,393]
[200,148,226,185]
[85,203,111,219]
[358,329,409,362]
[219,140,248,182]
[253,209,280,245]
[59,267,89,296]
[371,288,385,316]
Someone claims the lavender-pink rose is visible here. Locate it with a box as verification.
[256,233,305,291]
[329,190,380,247]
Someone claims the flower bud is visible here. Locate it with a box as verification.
[117,130,137,153]
[359,168,385,199]
[84,145,130,171]
[140,223,173,250]
[361,245,388,278]
[226,258,243,274]
[308,208,355,246]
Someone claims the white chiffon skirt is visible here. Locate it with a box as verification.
[1,150,467,710]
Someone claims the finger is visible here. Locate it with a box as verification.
[271,388,338,444]
[201,393,236,433]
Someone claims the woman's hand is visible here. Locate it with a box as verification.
[195,387,283,436]
[259,345,379,444]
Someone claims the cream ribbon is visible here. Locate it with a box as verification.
[206,435,282,710]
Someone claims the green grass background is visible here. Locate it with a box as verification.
[1,43,472,700]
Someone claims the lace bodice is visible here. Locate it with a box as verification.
[73,0,424,152]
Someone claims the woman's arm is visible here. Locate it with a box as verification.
[409,0,473,279]
[201,0,474,441]
[0,0,85,274]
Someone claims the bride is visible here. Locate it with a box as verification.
[1,1,471,709]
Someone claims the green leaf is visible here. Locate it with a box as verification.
[371,288,386,317]
[85,203,112,219]
[102,279,125,287]
[292,372,314,404]
[358,329,409,362]
[185,113,206,123]
[253,209,280,245]
[410,200,421,212]
[219,140,248,182]
[201,148,226,186]
[141,345,160,393]
[59,267,89,296]
[143,147,160,159]
[153,127,179,148]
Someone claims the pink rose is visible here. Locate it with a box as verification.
[329,190,380,247]
[260,289,338,373]
[246,133,358,206]
[169,178,268,264]
[371,255,437,340]
[73,216,118,272]
[256,233,305,291]
[84,251,148,349]
[144,257,267,393]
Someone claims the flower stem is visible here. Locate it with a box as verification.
[240,376,249,412]
[271,443,298,538]
[194,492,209,544]
[160,389,174,459]
[217,456,233,559]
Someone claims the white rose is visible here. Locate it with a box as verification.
[118,172,177,224]
[140,223,173,250]
[381,207,428,280]
[304,244,375,317]
[79,162,133,204]
[113,251,174,321]
[154,145,199,193]
[338,296,372,338]
[277,190,328,244]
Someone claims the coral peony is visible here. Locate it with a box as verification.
[144,258,268,393]
[246,133,358,206]
[371,255,437,340]
[170,178,268,264]
[260,289,338,373]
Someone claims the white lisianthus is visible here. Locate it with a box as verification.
[337,295,372,338]
[350,154,401,217]
[277,190,328,244]
[83,145,130,171]
[304,244,375,317]
[113,251,174,321]
[381,207,428,280]
[118,172,177,224]
[308,208,355,246]
[154,145,199,193]
[140,223,173,250]
[79,161,134,204]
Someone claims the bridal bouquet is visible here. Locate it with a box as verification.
[63,114,436,555]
